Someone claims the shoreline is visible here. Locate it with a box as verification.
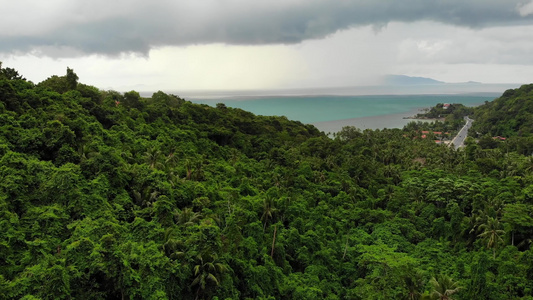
[402,116,446,122]
[188,94,494,132]
[312,109,436,133]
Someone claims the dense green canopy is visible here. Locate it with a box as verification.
[1,65,533,299]
[472,84,533,137]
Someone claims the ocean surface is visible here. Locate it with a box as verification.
[188,94,498,133]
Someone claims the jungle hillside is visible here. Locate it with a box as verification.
[1,64,533,299]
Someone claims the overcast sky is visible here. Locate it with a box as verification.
[2,0,533,92]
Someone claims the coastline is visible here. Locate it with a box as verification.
[188,94,494,133]
[402,115,446,121]
[312,108,435,133]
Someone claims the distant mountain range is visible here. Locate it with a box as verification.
[382,75,484,86]
[170,75,517,98]
[383,75,445,85]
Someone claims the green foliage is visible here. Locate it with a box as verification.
[0,65,532,299]
[430,274,462,300]
[0,65,26,81]
[473,84,533,139]
[417,103,474,120]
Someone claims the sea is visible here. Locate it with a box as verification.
[187,94,498,133]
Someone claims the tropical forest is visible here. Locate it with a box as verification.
[1,63,533,299]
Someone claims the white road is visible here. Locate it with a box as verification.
[451,116,473,149]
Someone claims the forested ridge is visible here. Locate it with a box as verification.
[1,64,533,299]
[471,84,533,154]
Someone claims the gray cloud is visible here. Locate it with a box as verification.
[1,0,532,56]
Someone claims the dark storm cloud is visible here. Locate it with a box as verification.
[1,0,532,56]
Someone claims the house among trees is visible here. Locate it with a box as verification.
[419,131,449,139]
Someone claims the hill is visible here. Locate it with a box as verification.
[472,84,533,137]
[383,74,445,85]
[469,84,533,154]
[1,64,533,299]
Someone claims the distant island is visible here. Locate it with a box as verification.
[382,74,445,85]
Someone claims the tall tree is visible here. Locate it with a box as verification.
[66,67,78,90]
[477,217,505,258]
[191,252,227,300]
[261,195,277,232]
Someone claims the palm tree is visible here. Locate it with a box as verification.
[162,228,185,259]
[404,269,425,300]
[524,156,533,175]
[118,144,134,164]
[272,171,283,188]
[261,195,277,232]
[192,159,204,181]
[77,143,98,162]
[165,150,179,168]
[384,165,401,185]
[430,274,461,300]
[162,152,179,177]
[132,187,159,207]
[469,199,504,245]
[175,207,201,226]
[191,252,227,300]
[185,159,193,180]
[144,147,162,169]
[477,216,505,258]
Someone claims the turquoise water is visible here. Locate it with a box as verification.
[189,94,497,132]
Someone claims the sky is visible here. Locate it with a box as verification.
[2,0,533,92]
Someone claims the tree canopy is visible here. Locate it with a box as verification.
[1,64,533,299]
